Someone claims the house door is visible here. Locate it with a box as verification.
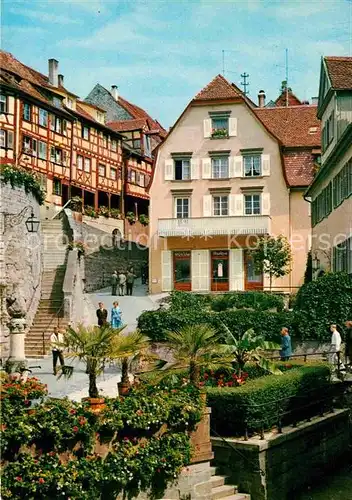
[211,250,229,292]
[244,250,263,290]
[173,251,191,291]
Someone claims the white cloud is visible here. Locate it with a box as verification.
[9,7,82,24]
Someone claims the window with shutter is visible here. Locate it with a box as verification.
[244,155,262,177]
[233,156,243,177]
[244,194,261,215]
[7,131,14,150]
[164,159,174,180]
[203,119,212,138]
[213,195,229,216]
[203,195,212,217]
[202,158,211,179]
[229,117,237,137]
[191,159,199,180]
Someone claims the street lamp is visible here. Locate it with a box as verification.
[312,253,320,272]
[25,210,40,233]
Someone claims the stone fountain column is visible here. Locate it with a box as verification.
[8,313,27,363]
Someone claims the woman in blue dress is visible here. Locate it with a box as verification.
[111,301,122,329]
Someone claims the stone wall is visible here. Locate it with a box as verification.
[0,182,42,356]
[212,409,350,500]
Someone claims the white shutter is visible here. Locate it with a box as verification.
[233,156,243,177]
[229,194,237,216]
[203,195,212,217]
[161,250,172,291]
[164,159,174,181]
[234,194,244,216]
[229,248,244,291]
[203,119,212,138]
[191,250,210,291]
[229,117,238,137]
[202,158,211,179]
[262,193,271,215]
[191,159,200,180]
[262,154,270,176]
[229,156,235,178]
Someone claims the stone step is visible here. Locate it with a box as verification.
[210,476,226,489]
[223,495,250,500]
[212,485,236,499]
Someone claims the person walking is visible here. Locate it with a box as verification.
[111,270,118,296]
[96,302,108,327]
[345,320,352,367]
[50,326,65,375]
[111,301,122,329]
[126,269,137,296]
[329,324,342,367]
[280,327,292,361]
[118,270,127,296]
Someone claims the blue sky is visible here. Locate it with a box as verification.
[2,0,352,128]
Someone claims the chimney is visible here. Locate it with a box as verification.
[48,58,59,87]
[302,100,310,105]
[111,85,119,101]
[58,74,64,87]
[258,90,266,108]
[311,97,319,105]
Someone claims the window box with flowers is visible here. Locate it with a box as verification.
[110,208,121,219]
[84,205,98,218]
[97,205,109,218]
[212,128,228,139]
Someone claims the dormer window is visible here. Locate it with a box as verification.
[53,97,62,108]
[97,111,105,123]
[66,97,73,109]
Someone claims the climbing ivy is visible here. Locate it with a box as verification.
[0,164,45,205]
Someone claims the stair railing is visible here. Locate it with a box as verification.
[41,301,65,356]
[51,199,73,220]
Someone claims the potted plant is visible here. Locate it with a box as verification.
[126,211,136,225]
[98,205,109,218]
[58,323,126,412]
[139,214,149,226]
[212,128,228,138]
[110,208,121,219]
[111,331,153,396]
[84,205,98,218]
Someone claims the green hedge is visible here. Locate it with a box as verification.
[138,308,294,342]
[293,273,352,341]
[206,364,331,437]
[211,291,285,312]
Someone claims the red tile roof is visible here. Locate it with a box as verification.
[325,56,352,90]
[255,106,321,147]
[108,118,147,132]
[274,89,302,107]
[117,96,167,137]
[283,150,316,187]
[193,74,243,101]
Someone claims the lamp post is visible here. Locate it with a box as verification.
[0,206,40,365]
[312,253,320,277]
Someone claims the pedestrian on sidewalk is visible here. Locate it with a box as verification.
[329,324,342,367]
[111,271,118,295]
[111,301,122,329]
[96,302,108,327]
[118,270,127,296]
[126,269,137,296]
[280,327,292,361]
[50,326,65,375]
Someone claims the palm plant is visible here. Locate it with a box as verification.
[59,323,126,398]
[222,325,282,376]
[110,330,154,389]
[163,324,234,386]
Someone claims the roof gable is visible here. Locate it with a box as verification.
[193,74,243,101]
[85,84,133,122]
[325,56,352,90]
[274,89,302,107]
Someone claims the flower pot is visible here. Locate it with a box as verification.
[118,381,130,396]
[82,397,106,414]
[189,407,214,464]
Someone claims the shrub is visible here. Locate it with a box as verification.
[294,272,352,341]
[98,205,109,218]
[84,205,98,218]
[1,164,45,205]
[206,364,331,437]
[168,290,210,311]
[110,208,121,219]
[210,291,285,312]
[138,307,294,343]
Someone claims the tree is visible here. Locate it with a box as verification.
[163,325,233,386]
[221,325,282,376]
[304,251,313,283]
[252,235,292,291]
[59,323,126,398]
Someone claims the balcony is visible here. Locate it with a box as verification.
[158,216,271,237]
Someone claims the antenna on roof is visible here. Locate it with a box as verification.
[222,50,225,76]
[240,72,249,95]
[285,49,289,107]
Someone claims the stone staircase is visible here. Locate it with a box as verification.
[209,466,250,500]
[25,219,69,358]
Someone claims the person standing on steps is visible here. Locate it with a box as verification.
[111,270,118,296]
[344,320,352,368]
[118,270,127,296]
[126,269,137,296]
[96,302,108,327]
[50,326,65,375]
[329,324,342,368]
